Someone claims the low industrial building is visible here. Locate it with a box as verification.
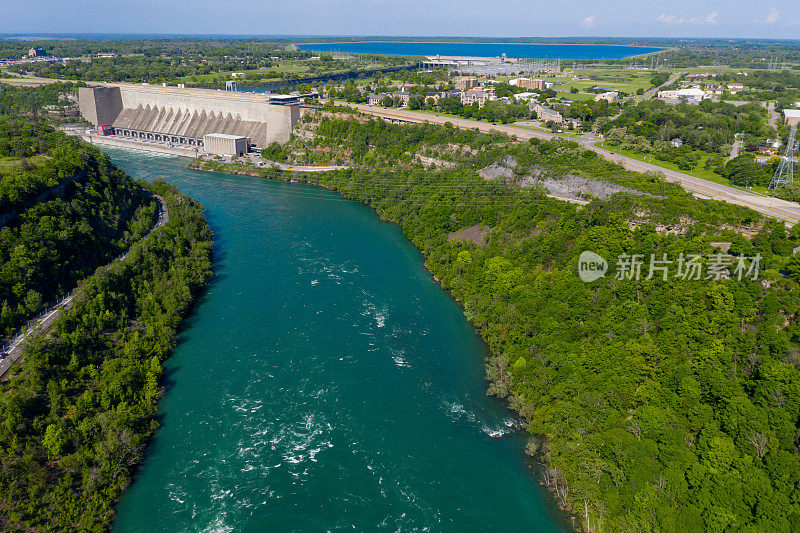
[513,92,538,102]
[783,109,800,126]
[595,91,620,103]
[203,133,249,156]
[657,88,708,102]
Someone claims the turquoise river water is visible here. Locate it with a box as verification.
[103,148,569,532]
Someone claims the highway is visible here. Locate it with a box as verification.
[0,193,169,380]
[333,101,800,225]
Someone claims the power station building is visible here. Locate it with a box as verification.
[203,133,248,157]
[79,83,300,153]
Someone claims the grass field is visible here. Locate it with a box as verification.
[554,91,597,102]
[554,69,656,94]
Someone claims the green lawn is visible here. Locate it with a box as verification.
[557,69,656,94]
[597,142,770,195]
[555,91,597,102]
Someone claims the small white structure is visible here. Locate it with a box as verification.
[203,133,249,156]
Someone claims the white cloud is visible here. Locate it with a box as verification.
[579,15,597,29]
[656,12,719,25]
[656,14,683,24]
[764,7,779,24]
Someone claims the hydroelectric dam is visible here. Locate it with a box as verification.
[78,83,301,154]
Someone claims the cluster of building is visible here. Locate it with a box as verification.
[364,75,582,128]
[367,76,561,111]
[366,87,499,108]
[0,48,120,68]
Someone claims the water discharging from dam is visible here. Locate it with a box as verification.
[105,148,569,532]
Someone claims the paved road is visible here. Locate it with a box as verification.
[730,137,743,161]
[334,102,800,225]
[0,193,168,380]
[635,73,682,102]
[767,102,779,129]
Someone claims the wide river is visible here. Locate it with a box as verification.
[104,147,569,532]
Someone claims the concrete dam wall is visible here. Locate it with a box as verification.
[79,84,300,149]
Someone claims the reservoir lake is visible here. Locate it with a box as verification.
[297,41,666,59]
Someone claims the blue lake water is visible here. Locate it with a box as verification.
[297,41,665,59]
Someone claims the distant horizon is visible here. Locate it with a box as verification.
[2,0,799,41]
[2,33,800,43]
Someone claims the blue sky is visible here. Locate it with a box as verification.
[2,0,799,39]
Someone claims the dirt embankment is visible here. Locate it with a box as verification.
[447,225,490,245]
[480,158,653,205]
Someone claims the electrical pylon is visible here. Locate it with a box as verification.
[769,124,797,189]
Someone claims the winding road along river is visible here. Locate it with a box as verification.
[103,148,568,532]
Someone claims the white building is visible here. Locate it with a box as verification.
[513,92,538,102]
[657,88,708,102]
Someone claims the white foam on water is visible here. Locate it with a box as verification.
[360,294,389,329]
[390,347,411,368]
[440,398,521,439]
[200,514,233,533]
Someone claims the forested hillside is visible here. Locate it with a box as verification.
[0,179,213,530]
[0,117,156,341]
[202,114,800,532]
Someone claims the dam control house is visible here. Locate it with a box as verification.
[79,84,301,154]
